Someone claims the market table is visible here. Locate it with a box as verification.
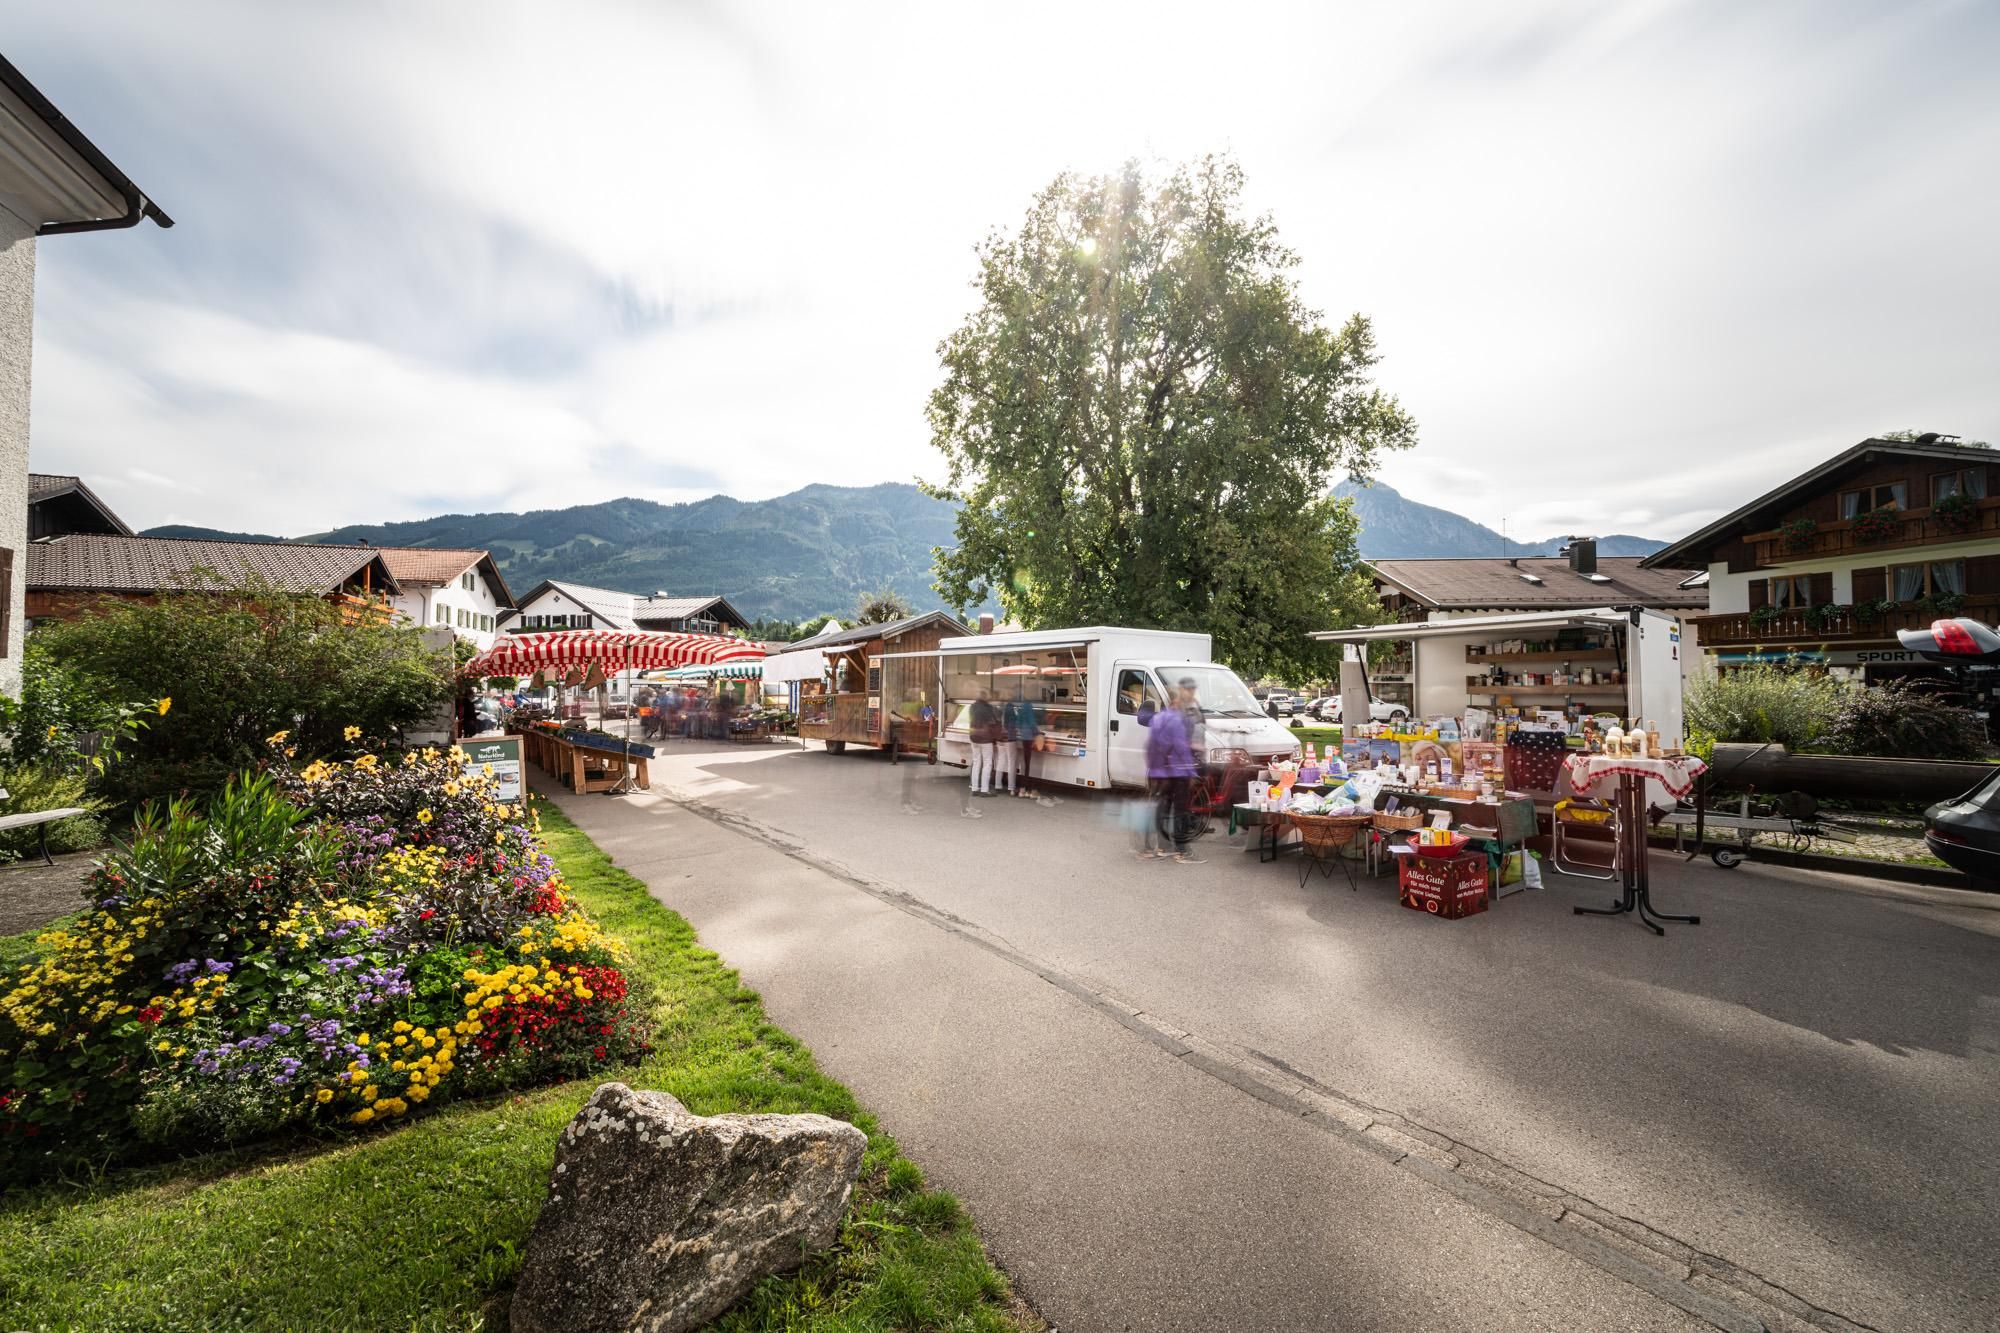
[1369,790,1538,893]
[1560,753,1707,935]
[1229,804,1300,862]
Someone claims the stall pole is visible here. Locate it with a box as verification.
[1571,771,1701,935]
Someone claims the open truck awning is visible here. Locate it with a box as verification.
[1310,607,1650,645]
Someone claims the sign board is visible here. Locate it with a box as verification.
[462,737,523,803]
[1714,648,1926,667]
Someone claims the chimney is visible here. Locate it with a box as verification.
[1564,537,1597,575]
[977,613,995,635]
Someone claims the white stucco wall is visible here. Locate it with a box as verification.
[390,569,506,650]
[0,206,34,697]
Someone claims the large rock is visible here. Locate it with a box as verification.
[511,1082,868,1333]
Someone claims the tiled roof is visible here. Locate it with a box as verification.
[517,580,638,629]
[27,472,132,535]
[376,547,483,586]
[27,533,400,596]
[28,473,80,501]
[785,610,971,650]
[632,594,748,628]
[1368,557,1707,611]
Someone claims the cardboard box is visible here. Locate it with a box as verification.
[1398,851,1488,919]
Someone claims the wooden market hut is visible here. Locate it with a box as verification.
[786,611,971,755]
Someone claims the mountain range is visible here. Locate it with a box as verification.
[1331,480,1666,560]
[144,480,1665,621]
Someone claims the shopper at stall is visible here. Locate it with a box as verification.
[967,692,1003,797]
[1144,683,1204,863]
[1001,694,1039,799]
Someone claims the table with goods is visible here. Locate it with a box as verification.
[515,720,654,794]
[1228,698,1701,923]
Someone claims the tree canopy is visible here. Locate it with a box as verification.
[925,156,1412,679]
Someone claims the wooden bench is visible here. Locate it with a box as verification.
[0,807,89,867]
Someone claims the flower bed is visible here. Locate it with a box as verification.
[0,743,651,1178]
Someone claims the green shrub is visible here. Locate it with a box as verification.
[1820,679,1989,759]
[0,764,107,862]
[1684,661,1846,749]
[30,582,455,808]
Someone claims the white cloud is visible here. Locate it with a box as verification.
[8,0,1998,537]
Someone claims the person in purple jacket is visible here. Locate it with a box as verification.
[1142,678,1204,864]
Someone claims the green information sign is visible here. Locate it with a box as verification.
[462,737,523,802]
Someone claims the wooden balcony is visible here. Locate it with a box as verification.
[1692,594,2000,648]
[1745,497,2000,567]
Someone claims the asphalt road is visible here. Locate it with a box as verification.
[542,739,2000,1332]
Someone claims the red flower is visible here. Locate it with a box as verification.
[137,1006,164,1024]
[593,1046,607,1060]
[418,909,435,921]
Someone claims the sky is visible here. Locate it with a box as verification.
[9,0,1999,541]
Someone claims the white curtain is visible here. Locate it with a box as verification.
[1894,565,1925,600]
[1932,560,1966,595]
[1970,471,1988,499]
[1841,492,1862,519]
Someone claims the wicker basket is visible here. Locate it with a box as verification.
[1372,809,1425,833]
[1287,811,1371,854]
[1432,787,1481,802]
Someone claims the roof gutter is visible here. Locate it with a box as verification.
[0,54,173,234]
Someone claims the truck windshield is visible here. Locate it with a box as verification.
[1164,665,1262,718]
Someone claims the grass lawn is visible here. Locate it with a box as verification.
[0,801,1037,1333]
[1283,723,1341,751]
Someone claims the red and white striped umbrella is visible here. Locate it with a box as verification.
[462,630,763,679]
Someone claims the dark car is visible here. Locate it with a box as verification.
[1925,770,2000,888]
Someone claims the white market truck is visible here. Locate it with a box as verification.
[1310,606,1688,746]
[887,626,1303,792]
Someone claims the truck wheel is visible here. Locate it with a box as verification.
[1711,847,1744,869]
[826,740,846,754]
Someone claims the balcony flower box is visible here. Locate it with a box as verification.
[1932,491,1980,534]
[1851,508,1902,544]
[1778,517,1819,555]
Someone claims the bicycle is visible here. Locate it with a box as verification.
[1156,763,1259,844]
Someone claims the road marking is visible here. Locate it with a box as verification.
[629,780,1888,1333]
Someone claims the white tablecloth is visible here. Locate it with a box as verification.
[1562,753,1708,811]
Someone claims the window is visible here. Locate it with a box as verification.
[1840,482,1906,518]
[1891,560,1965,599]
[943,648,1090,739]
[435,604,449,625]
[1768,575,1812,609]
[461,572,476,591]
[1931,470,1987,505]
[1115,668,1162,716]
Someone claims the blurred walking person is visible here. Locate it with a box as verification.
[1144,679,1204,864]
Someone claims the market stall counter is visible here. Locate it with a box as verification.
[518,726,653,794]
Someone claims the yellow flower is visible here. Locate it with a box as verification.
[266,729,290,745]
[417,809,433,825]
[344,725,363,741]
[316,1088,335,1104]
[352,1107,375,1124]
[44,724,57,741]
[156,697,172,716]
[155,1040,171,1052]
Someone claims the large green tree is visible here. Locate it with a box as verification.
[925,155,1412,679]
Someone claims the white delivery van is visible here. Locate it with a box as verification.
[918,626,1302,791]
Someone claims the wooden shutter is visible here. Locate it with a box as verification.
[1748,579,1768,611]
[0,547,11,658]
[1809,572,1834,606]
[1852,566,1886,602]
[1966,555,2000,596]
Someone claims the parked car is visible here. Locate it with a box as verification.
[1925,770,2000,888]
[1263,690,1303,718]
[1369,697,1409,724]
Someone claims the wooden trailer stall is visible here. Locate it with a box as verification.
[788,611,970,757]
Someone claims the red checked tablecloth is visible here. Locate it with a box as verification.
[1563,753,1708,811]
